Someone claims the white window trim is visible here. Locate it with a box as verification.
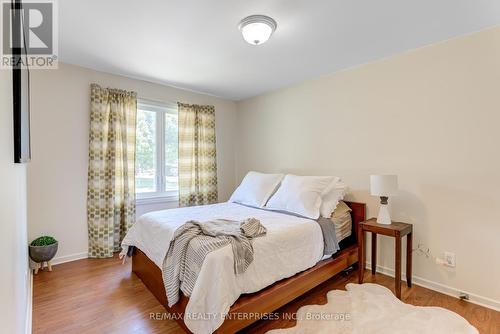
[136,98,179,203]
[136,193,178,205]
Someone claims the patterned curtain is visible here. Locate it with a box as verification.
[178,103,218,207]
[87,84,137,258]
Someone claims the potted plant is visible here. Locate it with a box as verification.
[29,236,58,274]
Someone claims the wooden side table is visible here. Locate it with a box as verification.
[358,218,413,299]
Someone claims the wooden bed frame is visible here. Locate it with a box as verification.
[132,201,366,333]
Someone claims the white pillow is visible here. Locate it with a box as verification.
[229,171,284,208]
[265,174,336,219]
[320,180,347,218]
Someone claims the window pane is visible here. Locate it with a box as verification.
[135,109,157,193]
[165,113,178,192]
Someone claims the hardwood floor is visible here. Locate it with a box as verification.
[33,255,499,334]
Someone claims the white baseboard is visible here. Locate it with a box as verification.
[52,252,88,265]
[366,261,500,312]
[25,269,32,334]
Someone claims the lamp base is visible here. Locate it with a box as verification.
[377,203,392,225]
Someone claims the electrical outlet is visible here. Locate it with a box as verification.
[444,252,456,267]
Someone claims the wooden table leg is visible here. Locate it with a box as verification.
[406,232,412,287]
[371,232,377,274]
[358,228,364,284]
[395,235,402,299]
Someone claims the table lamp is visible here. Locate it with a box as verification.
[370,175,398,225]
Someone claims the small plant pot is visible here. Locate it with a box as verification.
[29,242,58,263]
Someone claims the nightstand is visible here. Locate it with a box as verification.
[358,218,413,299]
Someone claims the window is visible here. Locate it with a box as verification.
[135,99,178,200]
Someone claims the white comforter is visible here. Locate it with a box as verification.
[121,202,324,334]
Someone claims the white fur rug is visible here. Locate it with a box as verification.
[267,283,478,334]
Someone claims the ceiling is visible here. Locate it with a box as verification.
[59,0,500,100]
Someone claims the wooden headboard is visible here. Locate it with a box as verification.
[344,201,366,244]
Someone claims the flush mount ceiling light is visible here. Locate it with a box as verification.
[238,15,277,45]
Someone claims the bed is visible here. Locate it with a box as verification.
[126,200,366,333]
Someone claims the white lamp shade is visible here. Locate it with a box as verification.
[370,175,398,196]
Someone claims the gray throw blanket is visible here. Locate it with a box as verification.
[317,217,340,256]
[163,218,267,307]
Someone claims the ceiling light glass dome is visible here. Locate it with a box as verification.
[238,15,277,45]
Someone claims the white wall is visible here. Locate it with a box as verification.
[236,27,500,307]
[28,63,237,263]
[0,70,31,332]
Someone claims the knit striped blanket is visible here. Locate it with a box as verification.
[162,218,267,307]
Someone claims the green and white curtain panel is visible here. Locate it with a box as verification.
[87,84,137,258]
[178,102,218,207]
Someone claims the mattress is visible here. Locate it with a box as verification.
[121,202,325,334]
